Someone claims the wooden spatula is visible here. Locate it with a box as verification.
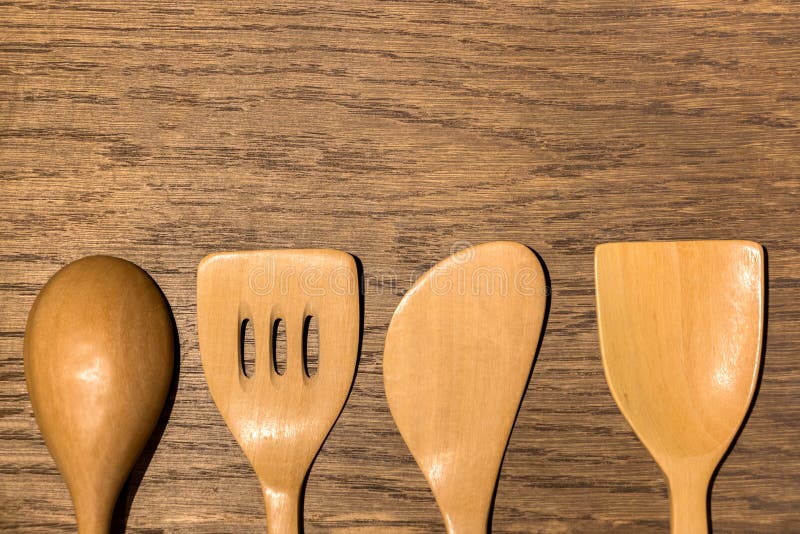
[197,249,359,533]
[384,241,548,533]
[595,240,764,534]
[24,256,174,534]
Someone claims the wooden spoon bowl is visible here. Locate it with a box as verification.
[24,256,174,534]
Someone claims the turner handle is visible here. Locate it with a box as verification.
[442,503,490,534]
[263,484,302,534]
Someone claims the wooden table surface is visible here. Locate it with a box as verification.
[1,1,798,532]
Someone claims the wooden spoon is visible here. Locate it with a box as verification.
[595,240,764,533]
[24,256,175,534]
[197,249,359,533]
[383,241,547,534]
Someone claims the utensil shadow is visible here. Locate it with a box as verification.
[706,245,768,533]
[110,283,180,533]
[487,246,552,533]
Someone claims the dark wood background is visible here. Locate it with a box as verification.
[1,1,798,532]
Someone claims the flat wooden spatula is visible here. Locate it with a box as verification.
[384,241,548,533]
[595,240,764,534]
[198,250,360,533]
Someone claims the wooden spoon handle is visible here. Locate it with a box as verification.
[74,490,115,534]
[669,474,709,534]
[263,484,301,534]
[76,510,112,534]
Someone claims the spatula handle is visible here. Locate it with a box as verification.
[263,485,301,534]
[669,474,709,534]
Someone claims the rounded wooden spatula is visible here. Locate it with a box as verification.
[384,241,548,533]
[197,250,359,533]
[595,241,764,533]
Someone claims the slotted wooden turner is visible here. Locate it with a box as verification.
[384,241,548,533]
[595,240,764,533]
[198,250,360,533]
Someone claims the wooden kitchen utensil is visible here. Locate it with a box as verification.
[197,249,359,534]
[24,256,175,534]
[384,241,548,534]
[595,240,764,534]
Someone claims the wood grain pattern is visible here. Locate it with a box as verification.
[0,1,798,532]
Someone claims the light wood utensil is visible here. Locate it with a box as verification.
[595,240,764,534]
[24,256,175,534]
[383,241,548,534]
[197,249,359,534]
